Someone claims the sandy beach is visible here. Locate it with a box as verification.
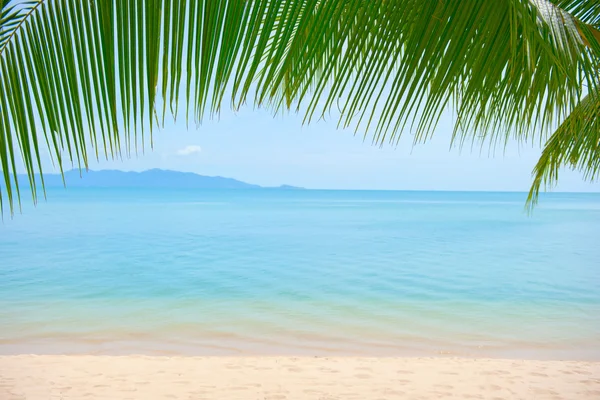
[1,355,598,399]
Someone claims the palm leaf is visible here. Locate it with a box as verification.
[0,0,599,215]
[527,90,600,208]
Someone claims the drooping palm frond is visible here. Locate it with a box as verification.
[0,0,42,213]
[0,0,598,215]
[527,90,600,207]
[555,0,600,25]
[0,1,40,49]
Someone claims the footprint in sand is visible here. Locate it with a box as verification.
[532,388,559,396]
[441,370,459,375]
[303,389,321,394]
[434,384,453,390]
[386,390,406,396]
[396,370,415,375]
[264,395,287,400]
[530,372,548,377]
[320,368,339,373]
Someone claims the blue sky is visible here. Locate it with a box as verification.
[80,105,598,192]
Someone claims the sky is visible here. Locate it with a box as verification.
[71,104,598,193]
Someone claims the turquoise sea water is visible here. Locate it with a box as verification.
[1,189,599,359]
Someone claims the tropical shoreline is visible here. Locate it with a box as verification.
[1,355,599,399]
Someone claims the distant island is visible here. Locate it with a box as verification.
[20,169,305,190]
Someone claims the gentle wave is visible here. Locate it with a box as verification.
[1,189,599,359]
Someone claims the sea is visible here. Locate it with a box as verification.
[1,189,599,360]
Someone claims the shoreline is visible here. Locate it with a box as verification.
[2,355,599,399]
[2,340,599,362]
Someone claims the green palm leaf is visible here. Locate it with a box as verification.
[0,0,599,215]
[528,90,600,208]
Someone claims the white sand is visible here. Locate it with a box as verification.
[1,355,599,399]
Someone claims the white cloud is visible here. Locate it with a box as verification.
[176,145,202,156]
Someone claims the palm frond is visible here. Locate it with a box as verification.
[527,90,600,208]
[0,0,599,215]
[555,0,600,25]
[0,1,40,50]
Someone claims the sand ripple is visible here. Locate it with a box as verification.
[1,356,599,399]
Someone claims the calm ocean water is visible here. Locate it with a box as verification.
[1,189,599,359]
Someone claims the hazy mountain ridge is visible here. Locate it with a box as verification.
[16,169,304,190]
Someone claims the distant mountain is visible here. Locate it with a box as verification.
[276,184,304,190]
[18,169,304,190]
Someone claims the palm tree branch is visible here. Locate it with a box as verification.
[0,0,599,216]
[0,1,44,58]
[527,90,600,209]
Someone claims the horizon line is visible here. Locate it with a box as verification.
[9,168,600,194]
